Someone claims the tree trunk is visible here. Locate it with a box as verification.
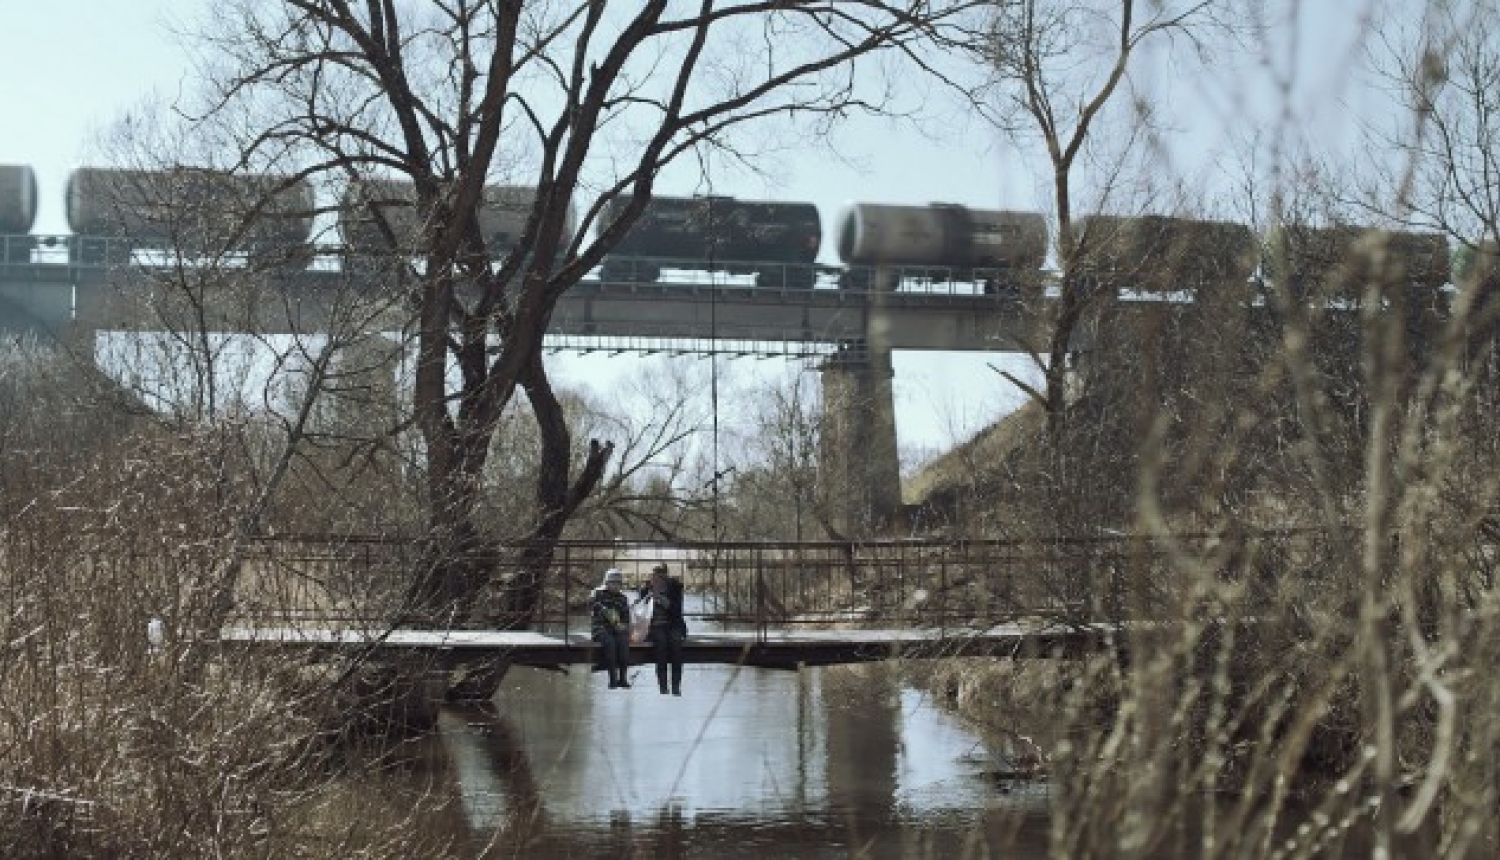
[503,351,613,621]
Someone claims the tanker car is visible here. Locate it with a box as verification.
[597,195,822,288]
[0,164,38,264]
[1073,214,1258,291]
[339,178,576,264]
[835,203,1048,294]
[65,167,315,266]
[1264,223,1451,303]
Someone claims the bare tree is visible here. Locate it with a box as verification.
[147,1,995,624]
[1358,0,1500,401]
[1360,0,1500,250]
[971,0,1239,439]
[719,365,829,540]
[484,358,717,542]
[574,358,721,540]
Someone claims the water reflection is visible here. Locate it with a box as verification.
[418,657,1443,859]
[433,662,1049,858]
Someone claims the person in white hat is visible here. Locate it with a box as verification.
[590,568,632,689]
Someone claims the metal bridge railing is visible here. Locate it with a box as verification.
[216,533,1351,641]
[1,233,1044,299]
[0,530,1357,646]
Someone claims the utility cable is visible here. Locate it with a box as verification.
[706,182,721,543]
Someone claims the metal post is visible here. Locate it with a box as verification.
[939,548,948,640]
[756,545,767,645]
[362,542,371,626]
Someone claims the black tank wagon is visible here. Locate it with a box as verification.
[598,195,822,288]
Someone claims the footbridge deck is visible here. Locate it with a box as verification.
[219,622,1112,670]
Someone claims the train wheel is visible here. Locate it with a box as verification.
[786,266,817,289]
[69,237,121,266]
[247,244,315,271]
[982,276,1020,297]
[2,238,34,265]
[342,250,383,278]
[838,268,873,292]
[599,260,629,283]
[602,259,658,283]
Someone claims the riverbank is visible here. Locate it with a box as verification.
[895,656,1121,782]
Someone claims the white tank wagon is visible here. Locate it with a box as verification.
[65,167,315,266]
[1074,215,1257,292]
[0,164,38,263]
[1264,224,1450,305]
[835,203,1048,293]
[340,179,575,263]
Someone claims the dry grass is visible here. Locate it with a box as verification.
[0,338,471,857]
[899,216,1500,858]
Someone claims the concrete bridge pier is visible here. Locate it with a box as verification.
[819,268,903,538]
[306,330,403,439]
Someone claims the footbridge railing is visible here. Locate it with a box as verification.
[221,532,1349,642]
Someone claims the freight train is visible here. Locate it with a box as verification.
[0,163,1054,293]
[0,162,1469,303]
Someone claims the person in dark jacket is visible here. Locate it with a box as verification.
[638,563,688,695]
[590,568,632,689]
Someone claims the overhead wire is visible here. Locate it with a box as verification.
[705,179,722,543]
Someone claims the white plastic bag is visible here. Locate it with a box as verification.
[630,596,653,644]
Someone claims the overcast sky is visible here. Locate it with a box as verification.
[0,1,1386,464]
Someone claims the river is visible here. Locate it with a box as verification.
[411,660,1051,858]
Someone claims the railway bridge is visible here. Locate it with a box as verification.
[0,246,1045,538]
